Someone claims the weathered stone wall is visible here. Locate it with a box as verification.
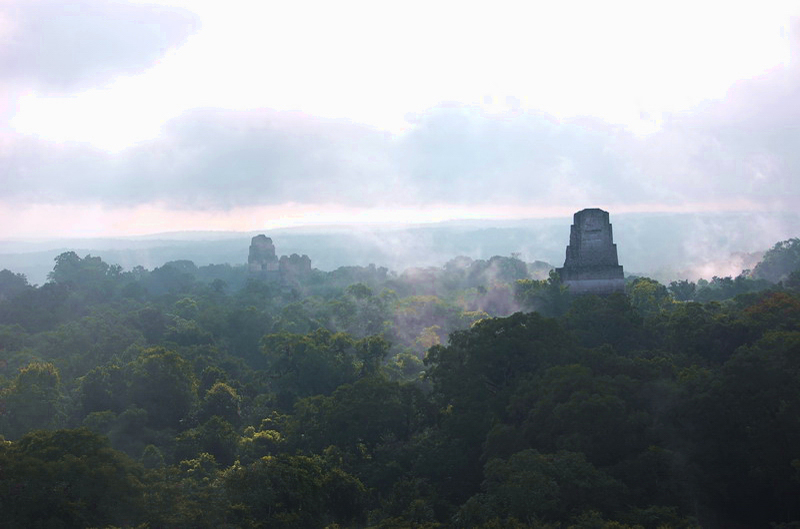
[556,208,625,295]
[248,235,312,283]
[279,253,312,282]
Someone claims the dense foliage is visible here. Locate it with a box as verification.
[1,243,799,528]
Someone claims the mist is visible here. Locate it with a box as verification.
[1,209,796,287]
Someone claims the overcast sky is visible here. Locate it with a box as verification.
[1,0,799,239]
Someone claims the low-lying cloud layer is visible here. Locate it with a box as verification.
[3,107,638,208]
[4,82,799,212]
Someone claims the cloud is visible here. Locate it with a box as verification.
[124,109,395,208]
[4,45,800,216]
[1,108,396,208]
[0,0,199,92]
[0,105,642,209]
[633,18,800,211]
[395,107,640,206]
[2,2,798,219]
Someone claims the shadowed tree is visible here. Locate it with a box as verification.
[752,238,800,283]
[128,347,198,430]
[221,453,366,528]
[515,269,570,317]
[261,329,362,408]
[0,269,30,300]
[455,450,622,527]
[0,361,62,438]
[0,428,145,527]
[669,279,696,301]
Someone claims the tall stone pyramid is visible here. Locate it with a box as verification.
[248,235,279,276]
[556,208,625,295]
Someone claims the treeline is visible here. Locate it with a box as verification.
[0,239,798,527]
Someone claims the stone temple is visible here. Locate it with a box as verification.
[556,208,625,295]
[248,235,279,276]
[247,235,311,283]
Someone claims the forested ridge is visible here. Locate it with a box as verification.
[1,239,799,528]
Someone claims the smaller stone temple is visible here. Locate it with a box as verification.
[556,208,625,295]
[247,235,311,283]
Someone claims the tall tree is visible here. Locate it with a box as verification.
[0,361,62,438]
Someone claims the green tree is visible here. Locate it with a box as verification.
[225,305,273,367]
[515,269,570,317]
[79,364,127,415]
[510,363,651,467]
[37,311,145,378]
[141,452,225,527]
[0,428,145,527]
[426,312,571,426]
[222,454,366,528]
[0,281,71,331]
[676,331,800,526]
[261,329,361,408]
[176,415,240,466]
[627,277,671,317]
[48,251,113,285]
[455,450,622,526]
[660,301,748,364]
[0,269,29,300]
[144,261,197,296]
[564,293,645,353]
[128,347,198,430]
[668,279,696,301]
[48,251,121,303]
[694,274,768,302]
[355,334,391,376]
[199,381,241,425]
[391,295,471,352]
[0,361,62,438]
[424,312,573,503]
[752,238,800,283]
[291,376,428,455]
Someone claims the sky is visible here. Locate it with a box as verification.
[1,0,799,239]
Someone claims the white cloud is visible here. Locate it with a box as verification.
[1,0,799,242]
[0,0,199,92]
[3,87,798,216]
[5,0,796,150]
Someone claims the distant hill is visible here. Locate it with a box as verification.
[0,211,797,285]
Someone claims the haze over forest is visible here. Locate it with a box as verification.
[1,210,798,287]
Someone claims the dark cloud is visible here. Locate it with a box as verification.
[0,0,199,92]
[1,108,395,208]
[124,109,395,208]
[0,106,643,209]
